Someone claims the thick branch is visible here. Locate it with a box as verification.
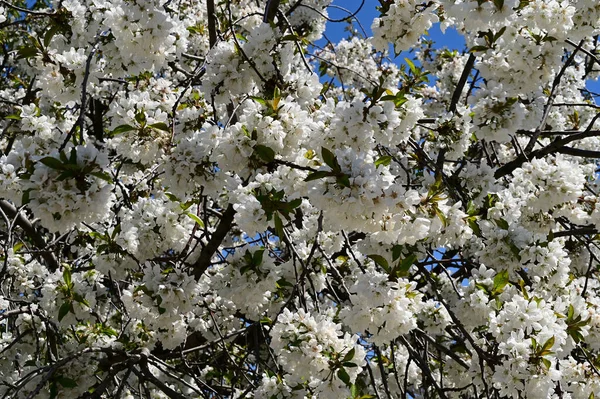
[263,0,281,23]
[207,0,218,48]
[192,204,235,279]
[449,53,476,113]
[495,115,600,178]
[556,146,600,158]
[553,227,598,238]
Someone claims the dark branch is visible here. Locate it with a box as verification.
[207,0,218,48]
[495,114,600,178]
[0,200,60,272]
[192,204,236,280]
[263,0,281,23]
[449,53,476,113]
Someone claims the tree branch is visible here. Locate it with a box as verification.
[449,53,475,113]
[207,0,218,48]
[0,200,60,272]
[192,204,235,279]
[495,113,600,178]
[263,0,282,23]
[522,40,583,154]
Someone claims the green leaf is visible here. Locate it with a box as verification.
[72,292,90,307]
[249,96,267,106]
[467,201,478,216]
[374,156,392,168]
[568,304,575,320]
[494,26,507,41]
[394,254,417,277]
[254,145,276,163]
[134,111,146,125]
[541,336,555,355]
[350,384,358,398]
[342,347,356,362]
[336,174,351,188]
[274,213,285,239]
[468,217,481,236]
[287,198,302,210]
[38,157,66,170]
[367,254,390,273]
[392,245,403,262]
[434,205,448,228]
[281,34,300,42]
[318,62,328,77]
[165,192,180,202]
[44,24,61,48]
[13,242,23,253]
[89,171,112,184]
[321,147,340,171]
[17,46,39,59]
[495,218,509,230]
[404,58,418,75]
[21,189,31,205]
[541,357,551,370]
[111,124,137,135]
[492,270,509,294]
[475,282,491,294]
[253,249,265,266]
[469,45,490,53]
[63,267,72,287]
[58,150,69,163]
[337,368,351,386]
[305,171,333,182]
[276,278,293,288]
[186,212,204,228]
[5,113,21,120]
[149,122,170,132]
[58,302,71,322]
[531,337,538,351]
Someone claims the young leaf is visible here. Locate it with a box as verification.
[404,57,418,75]
[186,212,205,228]
[492,270,509,294]
[249,96,267,106]
[375,156,392,168]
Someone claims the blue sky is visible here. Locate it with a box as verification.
[320,0,600,95]
[321,0,466,53]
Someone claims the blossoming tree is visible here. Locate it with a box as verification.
[1,0,600,397]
